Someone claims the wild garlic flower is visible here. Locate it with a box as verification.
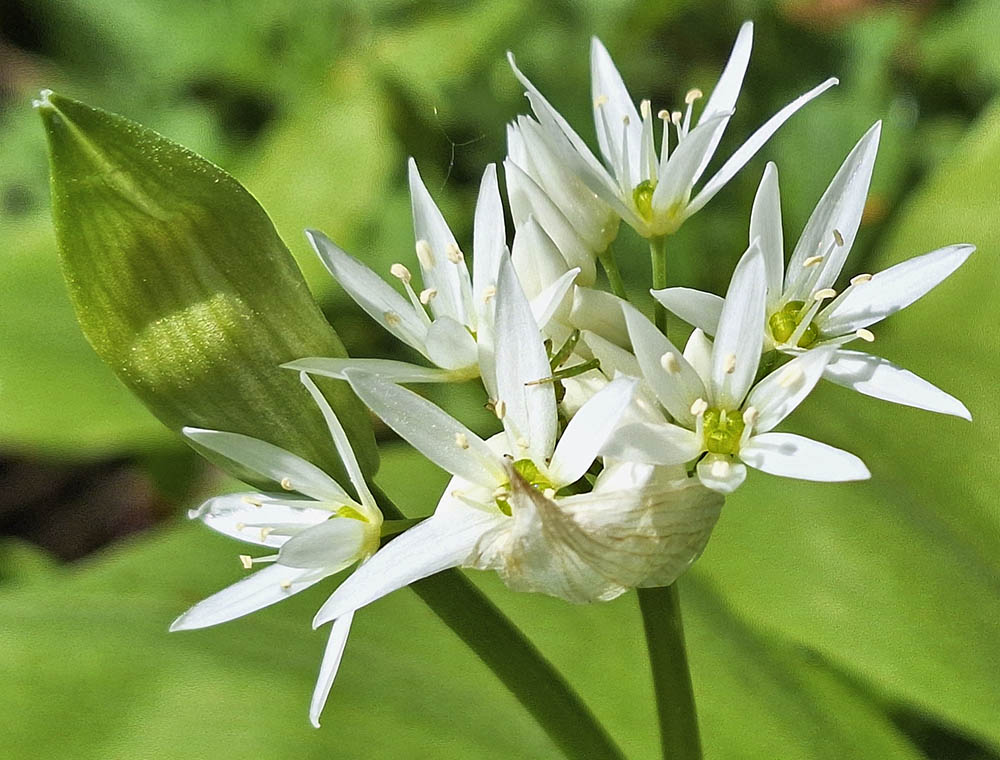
[170,373,383,728]
[606,244,870,494]
[507,21,837,239]
[653,123,975,418]
[307,254,722,627]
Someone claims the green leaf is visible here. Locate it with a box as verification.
[36,91,377,483]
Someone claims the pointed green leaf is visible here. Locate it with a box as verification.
[36,90,377,483]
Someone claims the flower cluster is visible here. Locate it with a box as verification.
[172,21,973,725]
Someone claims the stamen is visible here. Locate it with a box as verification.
[516,437,529,449]
[240,495,263,507]
[260,527,273,541]
[415,239,435,269]
[390,263,411,283]
[280,477,294,491]
[660,352,680,375]
[685,88,704,104]
[778,365,803,388]
[492,486,510,501]
[239,555,253,570]
[235,522,246,531]
[446,243,464,264]
[710,458,731,478]
[855,328,875,342]
[833,228,845,247]
[454,432,470,450]
[723,353,737,374]
[384,311,402,327]
[622,115,631,126]
[671,111,683,125]
[690,397,708,417]
[280,579,292,590]
[594,94,609,108]
[742,406,759,426]
[813,288,837,301]
[640,99,652,118]
[850,273,872,286]
[803,255,824,268]
[419,288,438,304]
[543,487,557,500]
[482,285,496,302]
[657,109,670,120]
[494,399,507,420]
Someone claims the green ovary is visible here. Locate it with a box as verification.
[768,300,819,347]
[496,459,555,516]
[702,407,745,455]
[632,180,656,221]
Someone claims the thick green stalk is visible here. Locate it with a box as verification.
[650,235,668,333]
[598,245,628,300]
[637,584,703,760]
[372,486,624,760]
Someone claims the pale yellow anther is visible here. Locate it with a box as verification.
[671,111,683,125]
[850,273,873,286]
[742,406,759,426]
[260,527,273,541]
[594,94,609,108]
[390,263,411,282]
[492,486,510,500]
[690,398,709,417]
[543,487,557,500]
[482,285,497,303]
[813,288,837,301]
[454,432,470,450]
[415,239,435,269]
[235,522,246,531]
[494,399,507,420]
[419,288,438,304]
[446,242,464,264]
[280,477,294,491]
[778,365,803,389]
[384,311,402,327]
[660,352,680,375]
[240,495,263,507]
[710,459,731,478]
[640,99,652,118]
[657,109,670,120]
[280,579,292,591]
[516,436,530,449]
[803,255,824,268]
[239,555,254,570]
[622,115,631,126]
[723,353,737,374]
[833,229,845,246]
[685,88,704,104]
[855,328,875,342]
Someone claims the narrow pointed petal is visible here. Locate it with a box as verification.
[408,159,469,323]
[170,563,326,631]
[570,287,630,348]
[310,611,355,728]
[495,255,558,462]
[651,113,731,214]
[313,505,500,625]
[750,162,784,304]
[711,242,766,408]
[307,230,427,353]
[823,350,971,419]
[784,122,881,298]
[590,37,642,176]
[424,315,479,371]
[746,345,836,432]
[190,493,332,547]
[601,420,703,466]
[686,77,839,221]
[277,517,367,569]
[284,357,468,384]
[683,328,714,386]
[344,370,505,487]
[696,454,747,494]
[741,432,870,481]
[549,376,638,485]
[511,216,570,298]
[183,427,349,503]
[650,287,723,335]
[817,244,975,335]
[622,303,706,426]
[472,164,506,304]
[692,20,753,182]
[581,329,642,380]
[531,268,579,329]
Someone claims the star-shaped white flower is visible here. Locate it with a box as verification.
[507,21,837,239]
[170,373,383,728]
[653,123,975,418]
[606,242,870,494]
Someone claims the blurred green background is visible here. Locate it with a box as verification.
[1,0,998,757]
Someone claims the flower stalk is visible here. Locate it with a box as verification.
[599,245,628,300]
[650,235,669,332]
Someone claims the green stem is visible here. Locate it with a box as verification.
[637,584,702,760]
[372,485,624,760]
[650,235,668,333]
[599,245,628,300]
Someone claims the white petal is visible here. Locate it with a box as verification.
[590,37,641,179]
[817,243,975,335]
[652,113,731,215]
[741,432,870,481]
[424,316,479,371]
[581,329,641,379]
[569,287,630,348]
[343,370,505,487]
[313,505,500,625]
[548,376,638,485]
[284,357,468,384]
[745,345,836,433]
[650,287,723,335]
[750,162,784,305]
[601,420,703,466]
[277,517,368,569]
[472,164,506,304]
[190,493,332,548]
[710,241,766,408]
[687,77,839,221]
[306,230,427,353]
[784,122,881,299]
[622,302,706,426]
[531,267,579,329]
[823,350,971,419]
[495,255,558,462]
[310,611,355,728]
[183,427,349,503]
[683,328,714,386]
[170,563,327,631]
[691,20,753,182]
[696,454,747,494]
[511,216,570,299]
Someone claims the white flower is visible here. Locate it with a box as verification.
[653,123,975,418]
[307,254,722,631]
[606,243,870,494]
[170,373,382,728]
[507,21,837,238]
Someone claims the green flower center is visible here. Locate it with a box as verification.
[768,300,819,347]
[496,459,555,516]
[632,179,656,221]
[702,407,745,455]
